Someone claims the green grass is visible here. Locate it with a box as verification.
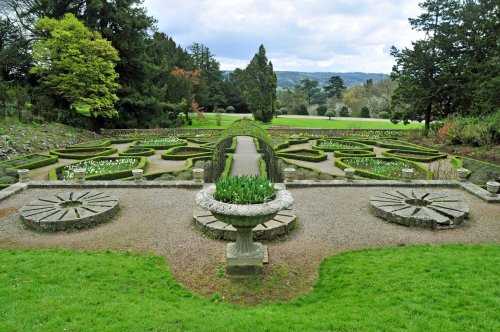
[183,114,424,130]
[1,244,498,331]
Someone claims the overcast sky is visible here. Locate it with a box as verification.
[143,0,424,73]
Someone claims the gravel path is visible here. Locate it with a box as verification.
[230,136,260,176]
[0,186,498,303]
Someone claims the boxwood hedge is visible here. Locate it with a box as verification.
[161,146,213,160]
[277,149,328,162]
[381,149,447,162]
[335,157,430,180]
[334,150,376,158]
[131,137,187,150]
[67,139,112,148]
[119,147,156,157]
[375,139,437,152]
[450,156,500,186]
[312,139,373,152]
[50,147,117,160]
[0,153,59,188]
[49,156,147,181]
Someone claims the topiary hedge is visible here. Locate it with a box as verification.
[161,146,213,160]
[313,139,373,152]
[118,147,156,157]
[375,139,437,152]
[131,137,187,150]
[49,156,147,181]
[382,149,447,162]
[335,157,430,180]
[50,147,117,160]
[0,153,56,188]
[67,139,112,148]
[277,149,328,162]
[334,150,376,158]
[221,154,234,178]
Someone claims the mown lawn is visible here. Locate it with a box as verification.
[183,114,424,130]
[1,244,498,331]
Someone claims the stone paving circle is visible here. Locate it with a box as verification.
[193,209,296,241]
[20,191,119,231]
[369,190,469,228]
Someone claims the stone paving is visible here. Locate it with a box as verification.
[229,136,261,176]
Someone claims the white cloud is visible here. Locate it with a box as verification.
[143,0,424,73]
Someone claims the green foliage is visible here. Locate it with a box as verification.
[118,147,155,157]
[50,147,117,160]
[382,149,447,162]
[360,107,370,118]
[379,111,391,119]
[297,79,321,106]
[161,146,212,160]
[451,157,500,185]
[214,175,276,204]
[316,105,327,116]
[444,113,499,146]
[315,140,372,152]
[324,75,346,98]
[294,104,309,115]
[31,14,120,118]
[242,45,277,123]
[334,150,376,158]
[225,106,235,113]
[133,137,186,150]
[336,157,430,180]
[339,106,349,117]
[325,110,335,120]
[0,17,31,83]
[277,149,327,162]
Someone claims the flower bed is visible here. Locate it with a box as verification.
[313,139,373,152]
[132,137,186,149]
[277,149,327,162]
[0,153,59,187]
[335,157,430,180]
[49,156,147,180]
[450,156,500,186]
[67,139,112,148]
[382,149,447,162]
[50,147,117,160]
[161,146,213,160]
[334,150,376,158]
[118,147,155,157]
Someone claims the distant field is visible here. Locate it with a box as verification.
[183,114,424,130]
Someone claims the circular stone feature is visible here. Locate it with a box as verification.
[369,190,469,228]
[193,209,296,241]
[20,191,119,231]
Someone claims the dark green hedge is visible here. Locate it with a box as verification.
[277,149,328,162]
[119,156,211,181]
[375,139,437,152]
[450,156,500,185]
[50,147,117,160]
[161,146,213,160]
[312,139,373,152]
[334,150,376,158]
[49,156,147,181]
[221,154,234,178]
[382,149,447,162]
[131,138,187,150]
[68,139,112,148]
[335,157,430,180]
[119,147,156,157]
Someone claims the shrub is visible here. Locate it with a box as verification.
[225,106,235,113]
[339,106,349,117]
[379,111,390,119]
[360,107,370,118]
[214,175,276,204]
[0,175,16,184]
[278,107,288,115]
[325,110,335,120]
[316,105,328,116]
[294,104,309,115]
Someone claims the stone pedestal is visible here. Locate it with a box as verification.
[17,169,30,183]
[344,168,355,182]
[226,242,265,276]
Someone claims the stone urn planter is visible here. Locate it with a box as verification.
[195,185,294,275]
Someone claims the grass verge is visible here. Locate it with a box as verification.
[0,244,497,331]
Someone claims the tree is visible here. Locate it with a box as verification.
[339,106,349,117]
[324,75,346,98]
[243,45,277,122]
[325,110,335,120]
[297,79,320,106]
[316,105,328,116]
[31,14,119,119]
[0,16,32,83]
[360,106,370,118]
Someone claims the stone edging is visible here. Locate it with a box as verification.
[1,180,498,204]
[193,209,296,241]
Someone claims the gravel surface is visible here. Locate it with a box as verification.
[0,186,498,303]
[230,136,260,176]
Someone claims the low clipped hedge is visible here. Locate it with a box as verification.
[450,156,500,186]
[67,139,112,148]
[382,149,447,162]
[49,156,147,181]
[50,147,117,160]
[375,139,437,152]
[335,157,430,180]
[334,150,376,158]
[131,137,187,150]
[221,154,234,178]
[161,146,213,160]
[109,136,140,144]
[120,156,211,181]
[273,137,309,151]
[258,157,267,179]
[313,139,373,152]
[279,158,339,180]
[277,149,327,162]
[119,147,155,157]
[0,153,58,187]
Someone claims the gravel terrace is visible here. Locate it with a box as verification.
[0,186,498,304]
